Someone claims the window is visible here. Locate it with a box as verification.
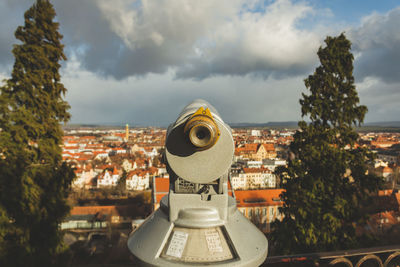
[276,207,282,220]
[269,207,275,219]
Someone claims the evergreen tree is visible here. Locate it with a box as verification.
[0,1,74,265]
[116,170,127,194]
[270,34,382,255]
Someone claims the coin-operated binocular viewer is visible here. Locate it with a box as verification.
[128,100,268,266]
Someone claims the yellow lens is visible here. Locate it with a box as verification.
[184,108,219,150]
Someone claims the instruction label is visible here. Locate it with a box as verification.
[166,231,188,258]
[205,229,223,253]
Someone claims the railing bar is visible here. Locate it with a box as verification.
[266,245,400,262]
[319,249,400,259]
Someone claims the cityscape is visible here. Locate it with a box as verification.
[59,124,400,264]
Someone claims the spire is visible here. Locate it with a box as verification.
[125,123,129,141]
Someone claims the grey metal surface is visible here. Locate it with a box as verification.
[169,192,229,226]
[174,99,223,126]
[128,196,268,266]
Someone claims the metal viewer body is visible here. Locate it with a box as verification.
[127,99,268,266]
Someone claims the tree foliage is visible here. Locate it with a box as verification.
[0,1,74,265]
[271,34,382,255]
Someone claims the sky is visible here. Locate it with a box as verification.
[0,0,399,126]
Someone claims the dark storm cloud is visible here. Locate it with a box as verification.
[175,57,315,80]
[351,7,400,83]
[357,79,400,122]
[103,43,188,79]
[53,0,127,77]
[52,0,207,79]
[0,0,32,71]
[62,63,305,126]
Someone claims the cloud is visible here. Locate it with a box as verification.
[52,0,322,80]
[53,0,125,77]
[62,56,305,126]
[347,7,400,123]
[53,0,238,79]
[2,0,399,125]
[357,77,400,122]
[0,0,32,71]
[176,0,321,79]
[350,7,400,83]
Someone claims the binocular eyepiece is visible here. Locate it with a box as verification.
[183,106,220,150]
[165,99,234,184]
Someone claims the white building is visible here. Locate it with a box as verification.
[231,174,247,190]
[262,159,286,171]
[230,168,276,190]
[126,170,151,191]
[142,147,158,158]
[73,167,97,189]
[251,130,261,137]
[94,151,110,160]
[97,168,120,188]
[247,161,263,168]
[122,159,137,172]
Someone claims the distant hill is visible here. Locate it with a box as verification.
[229,121,400,128]
[364,121,400,127]
[227,121,400,132]
[356,121,400,132]
[62,121,400,130]
[228,121,298,128]
[63,124,125,130]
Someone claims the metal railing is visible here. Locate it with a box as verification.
[263,245,400,266]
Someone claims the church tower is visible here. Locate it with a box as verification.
[125,123,129,141]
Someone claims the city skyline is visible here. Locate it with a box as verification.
[0,0,399,126]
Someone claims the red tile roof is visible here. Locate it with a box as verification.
[234,189,284,207]
[153,178,170,204]
[71,205,134,217]
[236,143,258,153]
[379,189,394,196]
[154,177,170,193]
[261,143,275,151]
